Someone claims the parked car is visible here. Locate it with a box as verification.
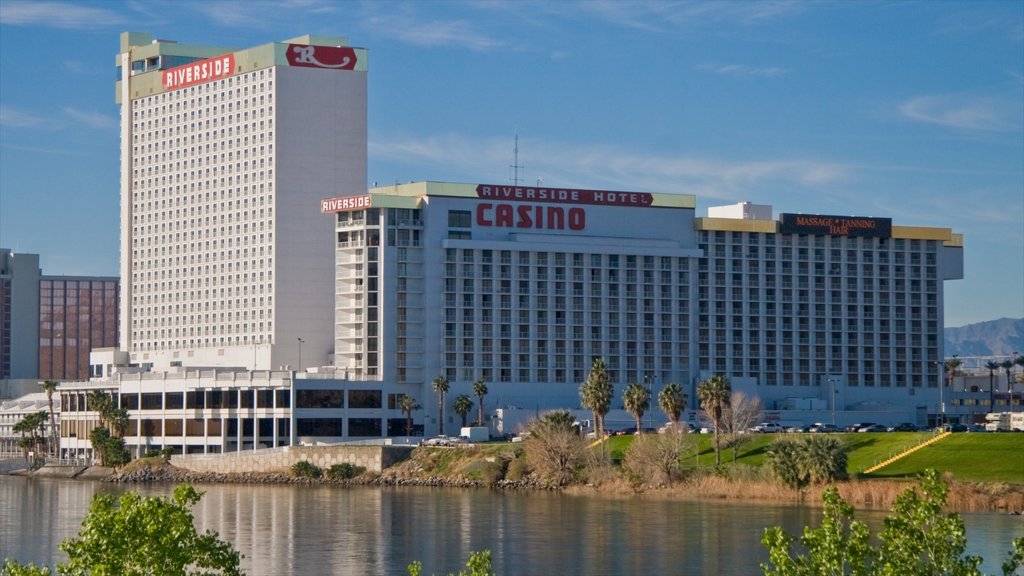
[808,423,840,433]
[422,435,456,446]
[887,422,919,432]
[858,424,888,433]
[941,423,968,432]
[750,422,783,433]
[846,422,875,432]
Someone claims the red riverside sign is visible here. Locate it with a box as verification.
[321,195,371,213]
[476,184,652,208]
[163,54,235,91]
[476,203,585,230]
[286,44,358,70]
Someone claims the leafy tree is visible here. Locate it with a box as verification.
[398,395,421,436]
[622,382,651,433]
[2,560,54,576]
[761,469,1003,576]
[657,382,686,428]
[40,380,58,457]
[432,375,450,435]
[473,378,489,426]
[453,394,474,428]
[89,426,130,468]
[523,410,585,487]
[57,483,243,576]
[579,358,614,437]
[696,374,731,465]
[407,550,494,576]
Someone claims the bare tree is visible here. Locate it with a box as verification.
[523,410,586,487]
[716,391,764,462]
[622,428,697,486]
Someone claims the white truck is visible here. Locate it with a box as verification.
[983,412,1024,432]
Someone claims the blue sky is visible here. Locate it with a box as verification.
[0,0,1021,327]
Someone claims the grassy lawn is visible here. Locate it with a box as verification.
[862,433,1024,482]
[600,431,1024,483]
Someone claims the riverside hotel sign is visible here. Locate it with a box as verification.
[779,213,892,238]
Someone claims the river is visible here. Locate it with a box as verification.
[1,475,1021,575]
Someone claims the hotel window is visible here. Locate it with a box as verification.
[448,210,472,228]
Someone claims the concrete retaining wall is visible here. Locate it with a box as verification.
[171,445,413,474]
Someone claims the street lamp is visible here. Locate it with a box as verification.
[645,374,656,431]
[296,337,305,372]
[827,377,838,427]
[931,360,945,429]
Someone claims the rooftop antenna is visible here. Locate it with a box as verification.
[509,132,523,186]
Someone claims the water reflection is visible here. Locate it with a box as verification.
[2,476,1021,575]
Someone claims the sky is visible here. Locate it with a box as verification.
[0,0,1021,328]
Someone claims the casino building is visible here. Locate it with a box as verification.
[57,32,964,459]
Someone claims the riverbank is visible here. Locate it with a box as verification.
[9,455,1022,514]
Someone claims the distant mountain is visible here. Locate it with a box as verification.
[944,317,1024,357]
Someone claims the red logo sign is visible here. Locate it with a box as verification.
[476,203,585,231]
[321,195,371,213]
[286,44,358,70]
[162,54,235,91]
[476,184,652,208]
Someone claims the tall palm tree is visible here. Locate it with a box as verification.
[431,375,450,435]
[1016,356,1024,411]
[697,374,732,466]
[473,378,489,426]
[622,382,650,434]
[397,395,420,437]
[944,356,962,391]
[453,394,474,428]
[87,390,114,430]
[985,360,1000,412]
[40,380,59,457]
[1001,359,1014,411]
[658,383,686,429]
[579,358,614,437]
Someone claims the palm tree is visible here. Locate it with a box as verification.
[697,374,732,466]
[1001,359,1015,411]
[985,360,1000,412]
[473,378,489,426]
[798,434,849,484]
[1016,356,1024,411]
[14,411,47,458]
[87,389,114,430]
[944,356,962,391]
[431,375,450,435]
[40,380,59,457]
[658,383,686,430]
[622,382,650,434]
[579,358,614,437]
[453,394,474,428]
[397,395,421,437]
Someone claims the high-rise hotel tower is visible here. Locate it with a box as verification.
[116,32,366,371]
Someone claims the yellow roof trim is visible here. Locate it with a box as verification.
[694,217,779,233]
[891,226,952,241]
[944,233,964,247]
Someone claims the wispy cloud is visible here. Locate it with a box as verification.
[62,107,117,130]
[696,63,789,78]
[362,10,505,52]
[370,133,846,202]
[0,1,126,28]
[568,0,802,32]
[0,105,50,129]
[186,0,338,28]
[899,93,1023,132]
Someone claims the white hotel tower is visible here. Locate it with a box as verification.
[116,32,366,371]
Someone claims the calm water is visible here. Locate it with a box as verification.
[1,475,1021,575]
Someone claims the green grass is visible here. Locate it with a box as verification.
[861,433,1024,482]
[604,432,1024,484]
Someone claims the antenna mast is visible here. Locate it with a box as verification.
[509,132,523,186]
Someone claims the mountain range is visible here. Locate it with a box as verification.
[944,317,1024,358]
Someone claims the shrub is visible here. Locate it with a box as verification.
[327,463,365,480]
[622,430,697,486]
[291,461,322,478]
[505,454,531,481]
